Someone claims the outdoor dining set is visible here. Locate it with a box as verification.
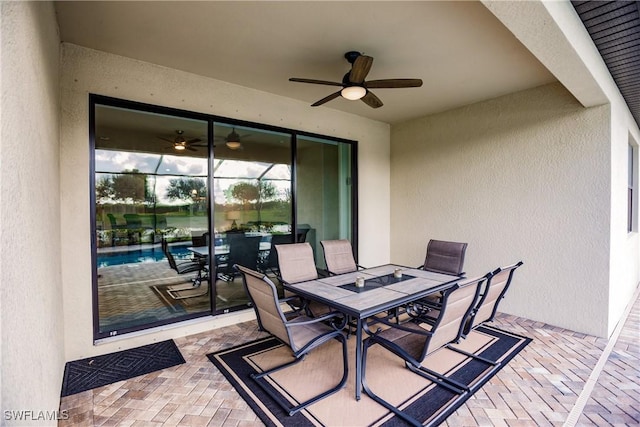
[232,238,523,426]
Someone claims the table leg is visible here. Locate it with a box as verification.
[355,317,363,401]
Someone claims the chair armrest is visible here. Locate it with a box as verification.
[285,310,344,327]
[364,315,434,337]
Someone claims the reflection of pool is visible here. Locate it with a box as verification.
[97,246,191,268]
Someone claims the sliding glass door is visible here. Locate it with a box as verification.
[93,103,211,337]
[296,135,355,268]
[91,96,356,339]
[211,123,293,310]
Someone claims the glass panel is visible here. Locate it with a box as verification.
[94,104,210,336]
[212,123,293,309]
[296,136,354,268]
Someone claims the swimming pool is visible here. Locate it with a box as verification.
[97,245,191,268]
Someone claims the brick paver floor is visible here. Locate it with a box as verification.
[59,289,639,426]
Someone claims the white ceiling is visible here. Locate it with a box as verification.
[54,1,557,125]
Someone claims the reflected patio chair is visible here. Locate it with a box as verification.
[275,242,331,317]
[296,227,310,243]
[361,275,485,426]
[216,233,261,282]
[320,239,365,275]
[234,264,348,416]
[259,233,293,276]
[464,261,523,336]
[191,231,209,247]
[161,238,206,287]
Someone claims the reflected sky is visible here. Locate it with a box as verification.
[96,150,291,204]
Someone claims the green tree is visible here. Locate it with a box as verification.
[228,181,259,206]
[166,177,207,201]
[95,175,114,202]
[227,180,278,223]
[111,169,147,203]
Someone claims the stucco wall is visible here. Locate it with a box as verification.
[390,82,611,337]
[59,43,390,360]
[1,1,64,423]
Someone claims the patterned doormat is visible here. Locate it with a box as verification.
[208,325,531,426]
[61,340,185,397]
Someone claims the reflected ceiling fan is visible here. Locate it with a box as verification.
[214,128,248,150]
[289,51,423,109]
[158,130,203,152]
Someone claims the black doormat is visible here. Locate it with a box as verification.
[61,339,185,397]
[207,325,531,426]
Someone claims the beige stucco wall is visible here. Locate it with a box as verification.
[1,1,64,423]
[390,82,612,337]
[60,43,390,360]
[484,0,640,338]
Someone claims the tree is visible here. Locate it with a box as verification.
[227,180,278,223]
[166,177,207,201]
[255,180,277,222]
[229,181,259,206]
[110,169,148,203]
[95,175,114,202]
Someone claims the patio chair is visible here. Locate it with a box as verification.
[275,242,331,317]
[409,239,469,314]
[234,264,348,416]
[361,275,485,426]
[420,239,468,276]
[464,261,523,336]
[320,239,365,275]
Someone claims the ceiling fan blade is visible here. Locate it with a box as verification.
[361,91,383,109]
[311,90,342,107]
[187,138,202,144]
[365,79,423,89]
[187,147,198,152]
[158,136,174,143]
[289,78,343,87]
[349,55,373,84]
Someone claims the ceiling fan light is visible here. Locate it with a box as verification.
[226,141,242,150]
[341,86,366,100]
[174,143,186,151]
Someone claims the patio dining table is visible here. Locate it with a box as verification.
[282,263,462,401]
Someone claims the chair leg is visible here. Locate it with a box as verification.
[406,362,469,393]
[361,338,423,427]
[446,345,500,367]
[251,334,348,416]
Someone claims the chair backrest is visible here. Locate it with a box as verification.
[226,233,261,271]
[161,239,179,271]
[191,231,209,247]
[320,239,358,275]
[107,213,118,228]
[275,242,318,284]
[296,227,310,243]
[420,275,484,360]
[235,264,292,347]
[123,213,142,228]
[470,261,523,329]
[423,239,468,276]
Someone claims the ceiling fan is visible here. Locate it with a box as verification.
[289,51,423,109]
[158,130,203,152]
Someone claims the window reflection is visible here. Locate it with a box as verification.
[94,105,210,336]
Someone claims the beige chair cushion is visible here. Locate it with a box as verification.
[321,239,358,275]
[275,242,318,283]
